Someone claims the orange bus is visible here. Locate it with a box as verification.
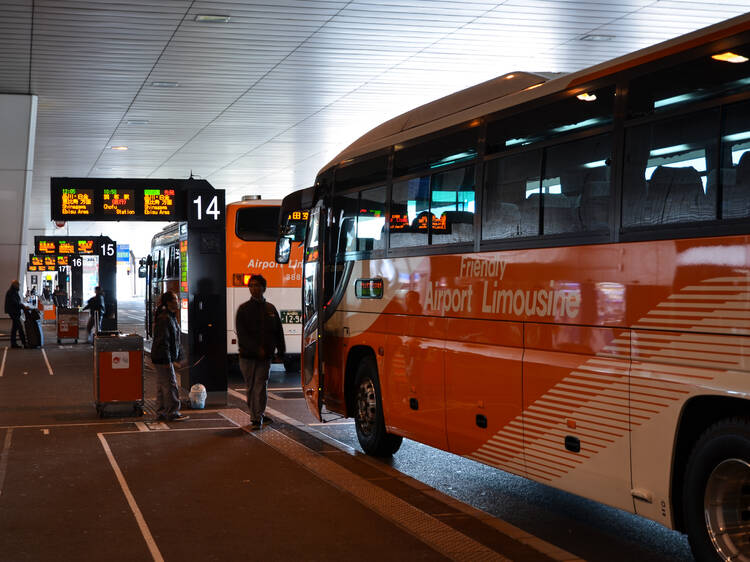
[226,196,304,372]
[277,14,750,562]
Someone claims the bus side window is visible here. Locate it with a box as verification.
[721,99,750,219]
[543,133,612,235]
[357,185,386,253]
[622,109,718,228]
[483,150,540,240]
[390,176,429,249]
[431,165,475,245]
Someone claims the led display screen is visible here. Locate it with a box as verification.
[143,188,177,218]
[60,188,95,216]
[37,240,57,254]
[57,240,76,254]
[355,278,384,299]
[102,189,136,216]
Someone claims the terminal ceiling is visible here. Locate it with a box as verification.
[1,0,748,252]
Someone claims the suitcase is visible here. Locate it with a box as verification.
[25,309,44,348]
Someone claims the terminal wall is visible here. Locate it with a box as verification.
[0,94,37,310]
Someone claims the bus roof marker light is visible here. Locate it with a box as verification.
[712,52,748,63]
[576,93,597,102]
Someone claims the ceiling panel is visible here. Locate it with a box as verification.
[0,0,745,253]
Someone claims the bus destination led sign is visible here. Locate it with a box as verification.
[144,188,176,217]
[102,189,135,216]
[355,278,384,299]
[61,188,95,216]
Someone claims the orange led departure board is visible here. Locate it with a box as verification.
[61,188,95,216]
[58,240,75,254]
[56,255,70,266]
[31,256,44,267]
[44,256,56,267]
[102,189,135,216]
[77,240,95,254]
[143,188,177,218]
[37,240,56,254]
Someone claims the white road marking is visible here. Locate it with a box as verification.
[134,422,148,432]
[98,433,164,562]
[41,349,53,375]
[0,347,7,377]
[0,429,12,496]
[42,429,49,435]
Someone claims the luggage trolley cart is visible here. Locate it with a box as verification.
[93,333,144,417]
[56,307,80,343]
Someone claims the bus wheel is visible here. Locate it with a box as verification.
[683,417,750,562]
[353,357,402,457]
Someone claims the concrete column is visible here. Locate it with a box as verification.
[0,94,37,315]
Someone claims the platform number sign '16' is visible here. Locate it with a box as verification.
[189,190,225,225]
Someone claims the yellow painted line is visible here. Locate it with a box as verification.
[41,349,53,375]
[0,347,6,377]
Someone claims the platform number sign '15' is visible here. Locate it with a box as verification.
[100,242,115,257]
[189,190,225,225]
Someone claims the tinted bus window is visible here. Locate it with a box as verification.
[721,100,750,219]
[486,86,614,153]
[394,128,477,177]
[335,154,388,192]
[358,185,386,252]
[543,134,612,235]
[390,176,429,248]
[431,165,475,244]
[483,150,541,239]
[622,109,718,228]
[236,206,278,241]
[628,42,750,118]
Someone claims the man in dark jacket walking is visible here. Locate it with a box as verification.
[151,291,189,421]
[4,280,29,348]
[82,286,105,341]
[236,274,285,429]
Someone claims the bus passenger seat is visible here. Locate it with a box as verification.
[662,166,711,223]
[435,211,474,243]
[483,202,520,239]
[724,151,750,219]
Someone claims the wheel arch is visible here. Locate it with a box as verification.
[670,394,750,532]
[344,345,378,418]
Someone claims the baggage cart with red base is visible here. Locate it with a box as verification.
[93,333,144,417]
[56,307,79,344]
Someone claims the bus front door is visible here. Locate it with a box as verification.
[301,204,323,421]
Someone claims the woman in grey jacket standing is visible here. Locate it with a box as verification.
[151,291,189,421]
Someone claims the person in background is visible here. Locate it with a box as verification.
[82,286,105,340]
[52,285,68,307]
[150,291,189,422]
[4,280,30,349]
[235,274,285,430]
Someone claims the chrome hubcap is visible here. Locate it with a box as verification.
[355,377,377,436]
[704,458,750,561]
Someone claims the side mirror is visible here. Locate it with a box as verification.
[138,265,147,278]
[275,237,291,264]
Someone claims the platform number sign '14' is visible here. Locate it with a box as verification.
[189,190,225,225]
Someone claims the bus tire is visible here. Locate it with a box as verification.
[353,357,402,457]
[682,417,750,562]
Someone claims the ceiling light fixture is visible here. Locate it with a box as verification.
[151,81,179,88]
[110,146,128,151]
[126,119,149,125]
[712,51,748,63]
[577,92,597,102]
[195,14,231,23]
[581,34,615,42]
